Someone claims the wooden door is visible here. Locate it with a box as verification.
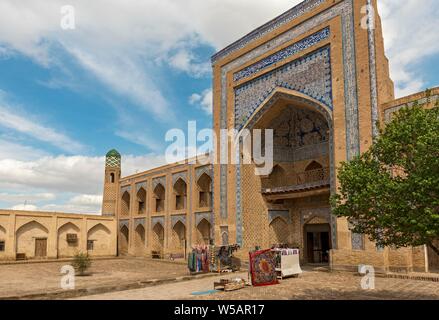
[35,238,47,258]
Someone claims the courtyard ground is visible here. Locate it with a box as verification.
[77,268,439,300]
[0,257,438,300]
[0,257,189,299]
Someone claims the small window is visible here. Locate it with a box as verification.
[110,173,115,183]
[87,240,95,251]
[0,241,5,252]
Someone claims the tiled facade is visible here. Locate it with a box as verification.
[0,0,437,273]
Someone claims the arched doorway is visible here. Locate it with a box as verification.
[134,224,145,255]
[154,184,166,213]
[196,219,211,245]
[87,223,111,256]
[136,187,146,215]
[57,222,80,258]
[120,225,129,255]
[16,221,49,259]
[197,173,212,208]
[239,89,333,258]
[152,223,165,257]
[304,223,331,264]
[121,191,130,216]
[173,179,187,210]
[172,221,186,255]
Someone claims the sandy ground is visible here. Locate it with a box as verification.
[76,269,439,300]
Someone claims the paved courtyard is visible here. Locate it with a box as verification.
[0,257,188,298]
[78,269,439,300]
[1,258,438,300]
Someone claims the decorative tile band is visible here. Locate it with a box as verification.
[171,215,186,228]
[212,0,325,64]
[367,0,379,139]
[136,182,147,191]
[119,220,129,229]
[134,218,145,228]
[195,165,213,180]
[172,171,187,185]
[233,27,330,82]
[234,46,332,131]
[120,186,131,194]
[151,216,165,228]
[152,176,166,190]
[268,210,291,224]
[384,95,439,123]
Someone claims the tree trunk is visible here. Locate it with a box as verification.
[428,242,439,256]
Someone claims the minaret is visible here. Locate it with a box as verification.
[102,149,121,216]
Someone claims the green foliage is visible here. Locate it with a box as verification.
[331,101,439,255]
[72,252,92,276]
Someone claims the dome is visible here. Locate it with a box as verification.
[106,149,121,158]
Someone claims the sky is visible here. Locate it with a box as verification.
[0,0,438,214]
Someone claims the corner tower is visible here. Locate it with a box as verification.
[102,149,121,216]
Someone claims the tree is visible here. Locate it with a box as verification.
[72,252,92,276]
[331,100,439,256]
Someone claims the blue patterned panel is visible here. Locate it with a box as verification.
[234,27,330,82]
[151,216,165,228]
[234,46,332,131]
[351,233,365,250]
[212,0,325,64]
[268,210,291,224]
[171,215,186,228]
[134,218,145,228]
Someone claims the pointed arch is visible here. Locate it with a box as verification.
[152,222,165,255]
[136,187,147,215]
[305,160,323,171]
[87,223,112,256]
[154,183,166,213]
[171,220,186,252]
[262,164,287,189]
[173,178,187,210]
[119,225,129,255]
[197,173,212,208]
[16,221,49,258]
[269,216,289,246]
[134,224,145,253]
[57,222,80,258]
[121,191,131,216]
[196,218,211,245]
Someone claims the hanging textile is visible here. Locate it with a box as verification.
[187,245,210,273]
[249,249,278,287]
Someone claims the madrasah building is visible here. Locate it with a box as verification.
[0,0,438,273]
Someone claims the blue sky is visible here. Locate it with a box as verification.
[0,0,438,214]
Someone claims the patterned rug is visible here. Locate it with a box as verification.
[249,249,279,287]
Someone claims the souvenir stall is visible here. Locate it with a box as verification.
[248,249,279,287]
[210,244,241,273]
[187,245,210,274]
[271,247,302,279]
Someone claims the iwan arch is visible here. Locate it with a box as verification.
[0,0,438,273]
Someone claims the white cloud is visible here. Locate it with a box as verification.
[168,49,211,78]
[378,0,439,97]
[0,93,85,153]
[189,89,213,115]
[0,153,167,195]
[11,204,38,211]
[0,192,56,203]
[0,0,302,123]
